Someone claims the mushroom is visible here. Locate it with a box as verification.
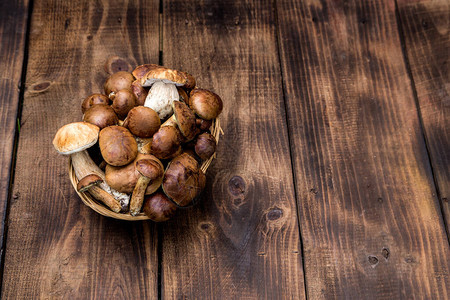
[196,118,213,131]
[83,104,119,129]
[162,153,205,206]
[104,71,134,96]
[53,122,130,208]
[129,158,164,216]
[99,126,138,166]
[143,192,177,222]
[105,153,164,194]
[140,67,196,119]
[77,174,122,213]
[189,88,223,120]
[81,94,110,113]
[172,101,198,141]
[123,106,160,138]
[177,87,189,103]
[110,88,137,120]
[150,125,182,160]
[132,63,161,80]
[131,80,148,106]
[195,133,217,160]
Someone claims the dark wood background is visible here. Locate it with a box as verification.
[0,0,448,299]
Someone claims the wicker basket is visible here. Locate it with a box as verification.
[69,118,223,220]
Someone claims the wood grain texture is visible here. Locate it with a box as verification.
[1,0,159,298]
[161,0,305,298]
[276,0,449,298]
[397,0,450,235]
[0,0,29,267]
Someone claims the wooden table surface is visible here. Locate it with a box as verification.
[0,0,448,299]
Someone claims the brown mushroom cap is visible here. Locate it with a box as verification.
[177,87,189,102]
[189,88,223,120]
[132,64,161,80]
[131,80,148,106]
[162,153,204,206]
[83,104,119,129]
[123,106,160,138]
[53,122,100,155]
[136,158,164,180]
[173,101,198,141]
[81,94,110,114]
[105,153,163,194]
[195,133,217,160]
[99,126,137,166]
[143,192,177,222]
[77,174,103,192]
[150,126,182,160]
[181,71,196,89]
[104,71,134,95]
[110,88,137,119]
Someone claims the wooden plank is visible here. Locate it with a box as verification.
[276,0,449,298]
[161,0,305,298]
[0,0,29,268]
[1,0,160,298]
[397,0,450,235]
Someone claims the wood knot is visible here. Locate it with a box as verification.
[377,197,383,203]
[368,255,378,267]
[310,188,318,195]
[198,222,213,232]
[267,208,283,221]
[30,81,51,92]
[381,248,390,260]
[404,257,414,264]
[104,56,132,74]
[228,176,246,196]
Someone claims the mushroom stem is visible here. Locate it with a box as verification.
[85,186,122,213]
[129,176,151,216]
[144,81,179,119]
[71,150,130,210]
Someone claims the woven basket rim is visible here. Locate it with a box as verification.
[69,118,222,221]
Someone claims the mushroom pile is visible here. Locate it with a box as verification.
[53,64,223,221]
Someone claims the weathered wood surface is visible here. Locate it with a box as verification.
[160,0,305,298]
[1,0,160,298]
[397,0,450,235]
[276,0,449,298]
[0,0,29,270]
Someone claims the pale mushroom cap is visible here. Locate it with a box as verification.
[132,64,161,80]
[53,122,100,155]
[140,67,188,87]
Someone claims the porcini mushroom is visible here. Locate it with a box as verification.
[123,106,160,138]
[77,174,122,213]
[81,94,110,113]
[132,63,161,80]
[150,125,182,160]
[140,67,196,119]
[99,126,138,166]
[83,104,119,129]
[189,88,223,120]
[162,153,205,206]
[143,192,177,222]
[172,101,198,141]
[110,88,137,120]
[195,133,217,160]
[53,122,130,208]
[131,80,148,106]
[104,71,134,96]
[129,158,164,216]
[105,153,164,194]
